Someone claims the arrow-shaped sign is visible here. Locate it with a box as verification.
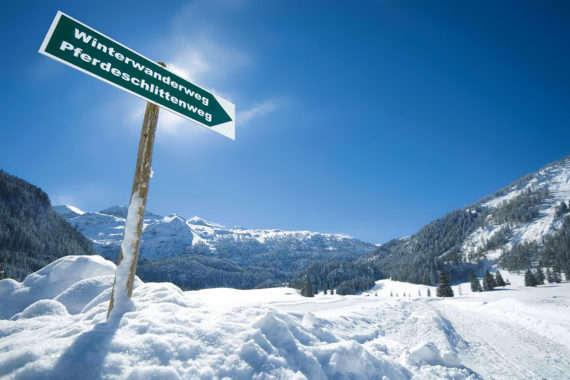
[39,11,235,139]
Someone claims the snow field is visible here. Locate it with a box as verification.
[1,256,570,379]
[1,256,411,379]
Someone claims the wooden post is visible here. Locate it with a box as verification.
[107,62,165,318]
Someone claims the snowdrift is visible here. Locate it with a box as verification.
[2,255,569,379]
[0,256,411,379]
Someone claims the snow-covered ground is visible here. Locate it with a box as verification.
[1,256,569,379]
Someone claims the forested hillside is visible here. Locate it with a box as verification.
[137,254,289,290]
[0,170,96,280]
[296,157,570,292]
[4,156,568,293]
[499,215,570,277]
[366,159,569,285]
[135,241,372,290]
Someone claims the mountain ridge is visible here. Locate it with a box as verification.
[54,156,570,290]
[372,156,569,282]
[55,204,376,289]
[298,156,570,290]
[54,204,373,260]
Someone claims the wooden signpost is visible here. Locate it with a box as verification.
[106,75,162,317]
[39,11,236,317]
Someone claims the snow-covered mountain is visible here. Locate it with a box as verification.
[54,156,570,289]
[53,205,375,261]
[362,157,570,284]
[460,157,570,262]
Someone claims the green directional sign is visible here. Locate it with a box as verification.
[39,11,235,140]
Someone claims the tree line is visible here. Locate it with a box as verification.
[0,170,96,281]
[292,260,385,296]
[499,213,570,280]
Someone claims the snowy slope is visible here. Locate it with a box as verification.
[460,157,570,261]
[55,205,375,260]
[2,255,569,379]
[367,157,570,285]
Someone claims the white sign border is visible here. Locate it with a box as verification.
[39,10,235,140]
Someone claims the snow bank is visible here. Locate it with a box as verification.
[0,255,122,319]
[0,256,410,379]
[244,310,408,379]
[11,300,69,320]
[401,344,475,380]
[2,255,568,379]
[54,276,115,314]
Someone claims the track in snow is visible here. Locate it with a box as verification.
[273,287,570,379]
[431,300,570,379]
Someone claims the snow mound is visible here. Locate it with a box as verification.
[0,278,21,297]
[0,255,138,319]
[11,300,69,320]
[0,255,410,379]
[22,255,116,298]
[401,342,460,368]
[400,343,476,379]
[54,276,115,314]
[245,309,409,379]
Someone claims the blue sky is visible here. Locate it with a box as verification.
[1,1,569,243]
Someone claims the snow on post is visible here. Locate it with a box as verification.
[108,191,144,316]
[107,81,162,318]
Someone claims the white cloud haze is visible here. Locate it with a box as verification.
[238,100,277,124]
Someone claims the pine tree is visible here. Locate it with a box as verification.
[553,263,563,283]
[436,273,454,297]
[525,269,537,287]
[301,275,314,297]
[0,252,9,280]
[535,262,545,285]
[495,271,506,287]
[470,272,482,292]
[546,268,554,283]
[535,268,545,285]
[483,270,496,291]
